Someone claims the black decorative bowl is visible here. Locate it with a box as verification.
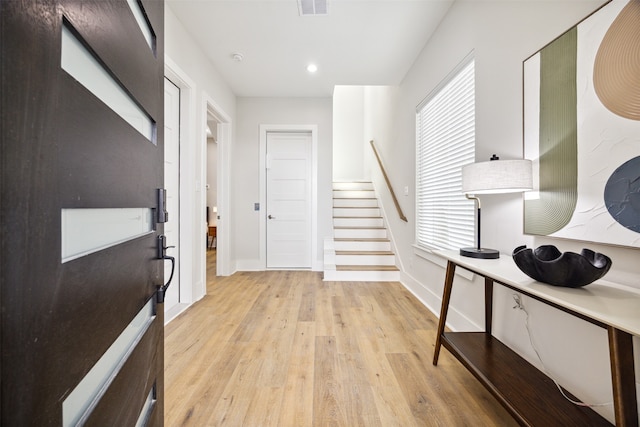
[512,245,612,288]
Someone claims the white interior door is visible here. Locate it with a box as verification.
[266,131,312,268]
[163,78,180,311]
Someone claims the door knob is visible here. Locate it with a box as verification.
[268,214,275,219]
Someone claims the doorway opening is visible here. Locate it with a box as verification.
[205,114,219,268]
[203,95,231,280]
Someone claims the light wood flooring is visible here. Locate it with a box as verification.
[164,251,518,426]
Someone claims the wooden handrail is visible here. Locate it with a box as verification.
[370,140,408,222]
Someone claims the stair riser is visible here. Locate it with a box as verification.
[333,190,375,199]
[324,270,401,282]
[333,182,374,191]
[334,218,383,227]
[333,208,380,217]
[335,255,395,266]
[333,199,378,208]
[334,241,391,251]
[334,228,387,239]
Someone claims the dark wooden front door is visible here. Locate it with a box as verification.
[1,1,165,425]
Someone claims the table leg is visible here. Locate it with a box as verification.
[433,260,456,365]
[608,327,638,427]
[484,277,493,335]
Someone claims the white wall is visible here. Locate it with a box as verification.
[363,85,405,235]
[165,5,236,299]
[333,86,365,181]
[234,97,333,271]
[365,1,640,423]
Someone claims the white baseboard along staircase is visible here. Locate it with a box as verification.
[323,181,400,282]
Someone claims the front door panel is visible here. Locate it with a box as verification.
[1,1,165,425]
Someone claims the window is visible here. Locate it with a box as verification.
[416,57,475,250]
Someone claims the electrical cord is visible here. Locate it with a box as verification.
[511,293,612,408]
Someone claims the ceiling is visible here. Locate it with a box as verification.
[166,0,454,98]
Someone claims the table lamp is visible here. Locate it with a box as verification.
[460,154,532,259]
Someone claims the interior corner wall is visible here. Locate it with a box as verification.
[369,1,639,423]
[165,5,237,298]
[233,97,333,271]
[332,86,365,181]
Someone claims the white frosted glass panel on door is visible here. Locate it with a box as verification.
[61,25,154,142]
[135,387,155,427]
[61,208,152,263]
[62,298,155,427]
[127,0,154,51]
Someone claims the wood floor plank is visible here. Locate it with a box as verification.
[206,357,265,426]
[331,295,361,354]
[313,336,345,426]
[358,294,412,353]
[297,279,316,321]
[314,282,336,337]
[336,352,383,426]
[340,281,364,308]
[165,342,247,426]
[355,334,419,427]
[164,252,519,426]
[394,289,439,330]
[387,352,458,427]
[277,321,316,426]
[243,386,284,427]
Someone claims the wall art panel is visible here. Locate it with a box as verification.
[523,0,640,248]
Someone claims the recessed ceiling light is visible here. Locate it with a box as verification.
[232,52,244,62]
[307,63,318,73]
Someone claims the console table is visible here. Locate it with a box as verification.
[432,250,639,427]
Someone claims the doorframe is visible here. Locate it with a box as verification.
[162,77,182,317]
[164,56,196,314]
[259,124,318,270]
[202,93,232,280]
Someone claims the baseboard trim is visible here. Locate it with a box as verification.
[399,271,481,332]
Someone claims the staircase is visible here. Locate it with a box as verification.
[323,181,400,281]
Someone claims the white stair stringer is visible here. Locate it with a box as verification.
[324,181,400,282]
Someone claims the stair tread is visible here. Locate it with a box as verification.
[336,265,399,271]
[334,226,385,229]
[334,238,390,242]
[336,251,394,256]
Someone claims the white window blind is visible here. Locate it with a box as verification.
[416,58,475,250]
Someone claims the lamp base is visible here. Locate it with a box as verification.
[460,247,500,259]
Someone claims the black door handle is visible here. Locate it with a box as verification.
[156,235,175,303]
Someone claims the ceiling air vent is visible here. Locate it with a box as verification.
[297,0,328,16]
